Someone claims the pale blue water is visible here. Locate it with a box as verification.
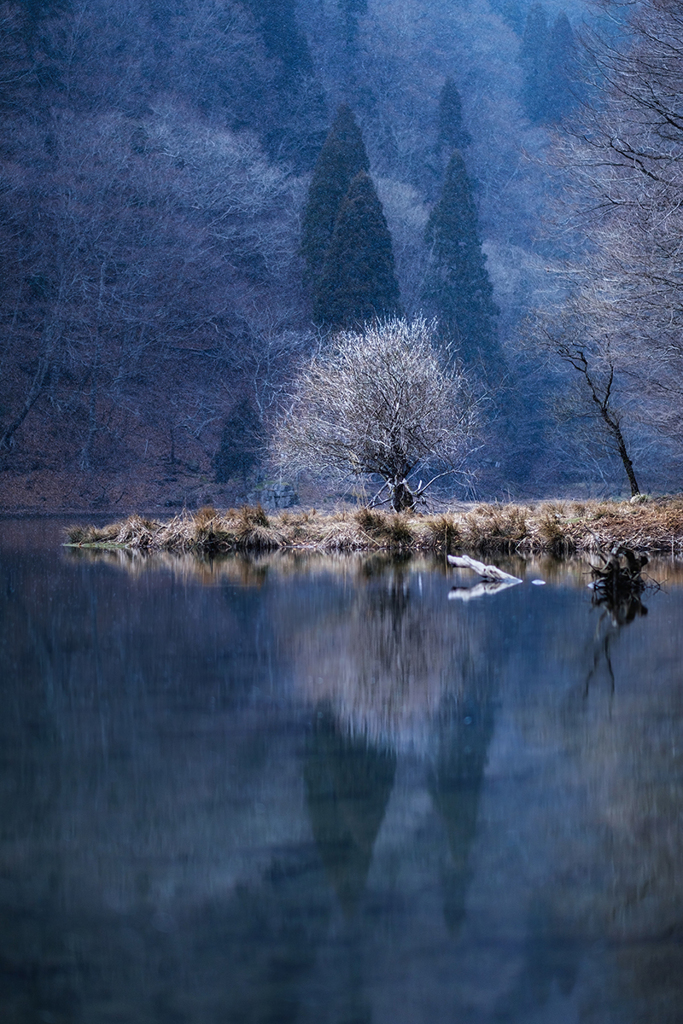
[1,518,682,1024]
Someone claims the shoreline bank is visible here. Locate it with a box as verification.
[65,498,683,556]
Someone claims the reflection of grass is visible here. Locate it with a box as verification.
[66,498,683,555]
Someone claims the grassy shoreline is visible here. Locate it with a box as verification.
[65,497,683,556]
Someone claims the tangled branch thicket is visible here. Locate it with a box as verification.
[271,318,479,511]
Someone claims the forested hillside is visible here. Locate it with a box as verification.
[1,0,678,511]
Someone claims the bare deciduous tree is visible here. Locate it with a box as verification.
[539,0,683,489]
[531,291,644,496]
[272,318,479,512]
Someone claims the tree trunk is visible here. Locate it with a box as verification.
[603,411,640,496]
[614,431,640,496]
[0,354,50,450]
[390,480,414,512]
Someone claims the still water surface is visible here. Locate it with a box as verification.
[1,518,682,1024]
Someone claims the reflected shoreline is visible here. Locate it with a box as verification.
[63,542,683,588]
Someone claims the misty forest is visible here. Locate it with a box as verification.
[1,0,682,511]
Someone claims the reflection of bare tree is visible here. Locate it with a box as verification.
[584,552,650,697]
[512,594,683,1023]
[290,562,486,752]
[583,595,649,699]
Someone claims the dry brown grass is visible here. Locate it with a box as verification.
[65,497,683,556]
[462,502,529,552]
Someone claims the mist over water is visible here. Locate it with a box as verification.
[1,519,683,1023]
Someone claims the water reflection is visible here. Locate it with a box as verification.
[493,899,581,1021]
[305,711,397,916]
[584,568,653,697]
[429,692,495,933]
[287,559,499,753]
[1,523,683,1023]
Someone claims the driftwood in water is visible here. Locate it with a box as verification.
[447,554,523,584]
[590,544,649,625]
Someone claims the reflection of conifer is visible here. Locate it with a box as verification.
[495,899,580,1017]
[300,104,369,293]
[436,78,471,152]
[216,848,331,1022]
[304,711,396,916]
[423,150,498,366]
[428,696,495,932]
[316,170,401,329]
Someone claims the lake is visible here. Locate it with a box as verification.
[1,518,682,1024]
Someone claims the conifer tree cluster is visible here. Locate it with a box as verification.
[436,79,471,154]
[301,105,401,330]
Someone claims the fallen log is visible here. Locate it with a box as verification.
[447,554,523,584]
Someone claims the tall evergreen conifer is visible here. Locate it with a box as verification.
[338,0,367,45]
[300,104,369,294]
[423,151,498,366]
[436,79,471,152]
[317,171,401,329]
[519,3,549,123]
[519,6,579,124]
[545,13,580,123]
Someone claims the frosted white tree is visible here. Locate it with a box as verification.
[273,318,479,511]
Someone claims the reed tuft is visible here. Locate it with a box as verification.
[463,503,528,552]
[537,503,575,554]
[426,514,461,553]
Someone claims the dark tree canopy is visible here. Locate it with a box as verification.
[213,400,263,485]
[423,150,498,366]
[436,78,471,152]
[242,0,312,79]
[241,0,327,168]
[300,103,370,291]
[489,0,526,35]
[519,5,580,124]
[520,3,550,123]
[316,170,401,329]
[545,13,580,123]
[339,0,368,45]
